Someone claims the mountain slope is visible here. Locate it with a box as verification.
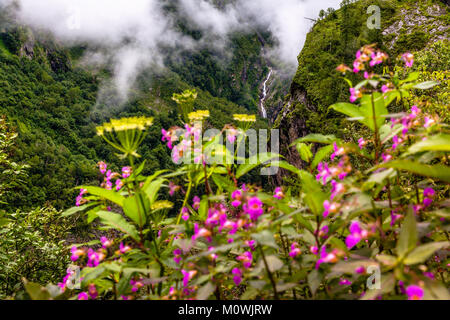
[273,0,449,182]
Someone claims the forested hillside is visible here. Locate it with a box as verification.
[0,10,274,211]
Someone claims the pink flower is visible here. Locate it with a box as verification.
[130,278,144,292]
[355,266,366,274]
[100,236,112,249]
[181,269,197,287]
[231,268,242,286]
[401,53,414,68]
[349,87,362,103]
[181,207,190,221]
[173,249,182,264]
[208,247,218,261]
[273,187,284,200]
[406,285,423,300]
[381,153,392,162]
[243,197,264,221]
[115,179,123,191]
[318,225,329,239]
[358,138,366,149]
[289,242,301,258]
[192,223,212,241]
[424,117,435,128]
[310,246,319,255]
[392,135,402,150]
[88,283,98,299]
[192,196,201,210]
[345,221,368,249]
[339,279,352,286]
[78,292,89,300]
[330,180,344,200]
[323,200,339,218]
[227,128,238,144]
[70,246,84,262]
[316,162,331,185]
[245,240,256,251]
[98,161,107,174]
[237,251,253,269]
[423,188,435,207]
[118,242,131,254]
[315,246,338,269]
[381,84,390,93]
[168,181,180,196]
[122,166,132,178]
[231,189,243,207]
[370,51,387,67]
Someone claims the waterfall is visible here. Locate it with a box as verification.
[260,68,272,119]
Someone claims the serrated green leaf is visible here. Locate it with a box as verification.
[404,242,449,265]
[396,208,417,258]
[96,211,140,241]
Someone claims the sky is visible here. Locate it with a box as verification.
[0,0,341,101]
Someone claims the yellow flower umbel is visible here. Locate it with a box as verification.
[188,110,210,122]
[96,116,153,159]
[233,114,256,131]
[172,89,198,123]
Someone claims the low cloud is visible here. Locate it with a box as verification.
[0,0,340,104]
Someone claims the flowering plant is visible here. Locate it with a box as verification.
[26,46,449,301]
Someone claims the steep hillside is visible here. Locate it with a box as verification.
[273,0,449,183]
[0,23,273,211]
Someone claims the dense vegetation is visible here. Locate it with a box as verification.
[0,0,448,301]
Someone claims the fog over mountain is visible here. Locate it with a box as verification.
[0,0,340,100]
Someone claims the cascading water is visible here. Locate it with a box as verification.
[259,68,272,119]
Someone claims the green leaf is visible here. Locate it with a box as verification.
[296,143,313,163]
[291,133,338,145]
[265,255,283,272]
[198,197,209,221]
[404,242,449,265]
[378,160,450,183]
[399,72,419,84]
[61,203,97,217]
[330,102,364,122]
[23,279,51,300]
[265,160,302,176]
[252,230,278,249]
[236,152,280,178]
[413,81,439,90]
[307,269,322,296]
[196,282,216,300]
[82,186,125,207]
[299,170,328,216]
[293,213,314,233]
[211,174,235,193]
[311,144,334,169]
[359,92,387,131]
[123,193,150,227]
[96,211,140,242]
[396,208,417,258]
[360,273,395,300]
[406,134,450,154]
[144,178,165,205]
[366,168,396,185]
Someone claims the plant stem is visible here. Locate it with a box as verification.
[258,246,279,300]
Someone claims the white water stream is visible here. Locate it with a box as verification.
[259,68,272,119]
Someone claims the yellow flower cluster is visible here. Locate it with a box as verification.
[188,110,210,121]
[172,89,198,105]
[233,114,256,122]
[96,117,154,136]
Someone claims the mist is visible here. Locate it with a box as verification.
[0,0,341,103]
